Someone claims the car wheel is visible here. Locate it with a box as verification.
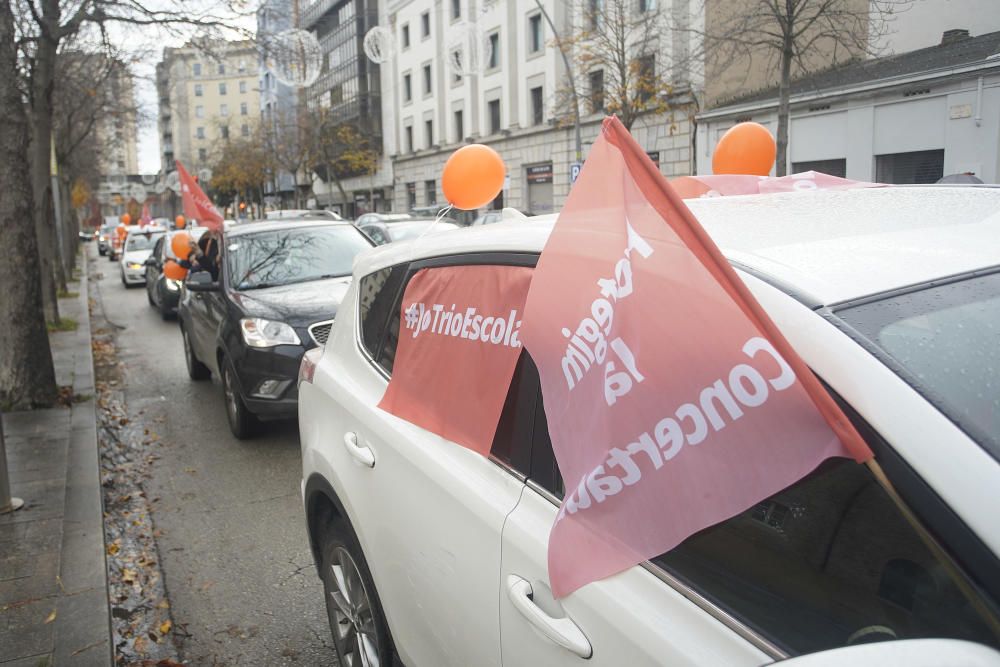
[158,285,173,321]
[320,517,395,667]
[222,360,257,439]
[146,281,155,305]
[182,326,210,381]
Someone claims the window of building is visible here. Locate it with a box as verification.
[198,148,207,161]
[588,0,604,29]
[219,82,227,95]
[238,59,247,73]
[403,73,412,102]
[241,124,250,137]
[220,125,229,139]
[423,64,432,95]
[218,62,226,75]
[240,102,248,115]
[421,11,430,38]
[454,109,464,142]
[451,0,461,20]
[402,24,410,49]
[792,158,847,178]
[425,119,433,147]
[638,0,656,11]
[424,179,436,204]
[528,13,543,53]
[589,69,605,113]
[220,104,229,116]
[193,62,202,77]
[405,125,414,153]
[451,52,462,83]
[487,32,500,69]
[407,182,417,209]
[194,83,203,97]
[196,126,205,139]
[239,80,247,94]
[195,105,204,119]
[530,86,544,126]
[264,72,271,90]
[488,98,501,134]
[636,54,655,104]
[875,149,944,184]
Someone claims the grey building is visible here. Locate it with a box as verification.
[259,0,301,203]
[697,29,1000,183]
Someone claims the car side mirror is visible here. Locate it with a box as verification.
[777,639,999,667]
[144,257,156,266]
[186,272,219,292]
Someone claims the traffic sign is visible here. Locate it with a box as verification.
[570,162,582,184]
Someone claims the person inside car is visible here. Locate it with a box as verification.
[180,230,221,281]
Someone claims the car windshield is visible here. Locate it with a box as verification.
[226,225,372,290]
[125,232,163,251]
[836,270,1000,459]
[387,221,458,242]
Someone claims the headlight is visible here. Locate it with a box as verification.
[165,278,181,291]
[240,318,301,348]
[127,262,143,269]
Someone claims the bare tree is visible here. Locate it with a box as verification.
[557,0,685,131]
[262,107,313,209]
[0,0,56,409]
[309,108,379,212]
[702,0,909,175]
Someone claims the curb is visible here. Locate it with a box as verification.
[51,246,113,665]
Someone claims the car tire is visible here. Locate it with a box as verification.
[182,326,210,381]
[221,359,257,439]
[319,516,396,667]
[158,286,173,321]
[146,280,156,306]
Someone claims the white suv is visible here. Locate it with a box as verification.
[299,187,1000,667]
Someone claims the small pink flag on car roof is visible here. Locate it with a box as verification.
[176,160,224,231]
[671,171,883,199]
[519,117,872,598]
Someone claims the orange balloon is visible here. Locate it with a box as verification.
[163,259,187,281]
[116,224,127,239]
[175,215,186,229]
[712,122,776,176]
[441,144,506,210]
[121,213,131,224]
[171,231,192,259]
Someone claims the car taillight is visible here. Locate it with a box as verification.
[299,347,323,385]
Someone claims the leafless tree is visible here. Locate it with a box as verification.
[701,0,911,175]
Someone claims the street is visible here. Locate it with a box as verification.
[91,248,333,666]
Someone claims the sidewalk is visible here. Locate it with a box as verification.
[0,247,112,665]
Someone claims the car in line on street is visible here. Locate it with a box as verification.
[354,212,412,227]
[358,218,460,245]
[179,218,375,438]
[265,209,343,221]
[298,187,1000,667]
[119,226,166,287]
[97,221,118,256]
[145,227,208,319]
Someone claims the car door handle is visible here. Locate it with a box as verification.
[342,432,375,468]
[506,576,592,659]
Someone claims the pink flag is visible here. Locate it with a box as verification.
[176,160,224,231]
[671,171,883,199]
[520,117,871,598]
[140,201,153,227]
[379,265,533,456]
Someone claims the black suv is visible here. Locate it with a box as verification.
[178,219,374,438]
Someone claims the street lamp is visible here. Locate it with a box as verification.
[533,0,582,163]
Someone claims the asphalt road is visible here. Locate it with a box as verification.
[91,247,334,666]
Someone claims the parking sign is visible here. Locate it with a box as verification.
[570,162,582,184]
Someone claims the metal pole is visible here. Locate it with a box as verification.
[534,0,582,162]
[0,413,25,514]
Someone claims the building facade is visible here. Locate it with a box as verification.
[259,0,301,202]
[696,30,1000,184]
[157,40,262,175]
[96,59,140,176]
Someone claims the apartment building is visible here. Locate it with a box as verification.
[96,59,140,176]
[157,40,261,174]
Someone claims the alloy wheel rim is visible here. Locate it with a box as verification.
[223,367,238,423]
[328,546,379,667]
[183,330,193,373]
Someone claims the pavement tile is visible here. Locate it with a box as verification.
[0,652,53,666]
[0,597,55,661]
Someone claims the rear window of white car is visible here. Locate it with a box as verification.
[836,269,1000,461]
[357,264,408,372]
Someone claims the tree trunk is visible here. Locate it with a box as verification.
[0,0,57,409]
[776,39,793,177]
[29,0,61,322]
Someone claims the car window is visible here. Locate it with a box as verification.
[358,264,408,372]
[126,232,163,251]
[493,354,999,656]
[152,238,164,261]
[363,225,388,245]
